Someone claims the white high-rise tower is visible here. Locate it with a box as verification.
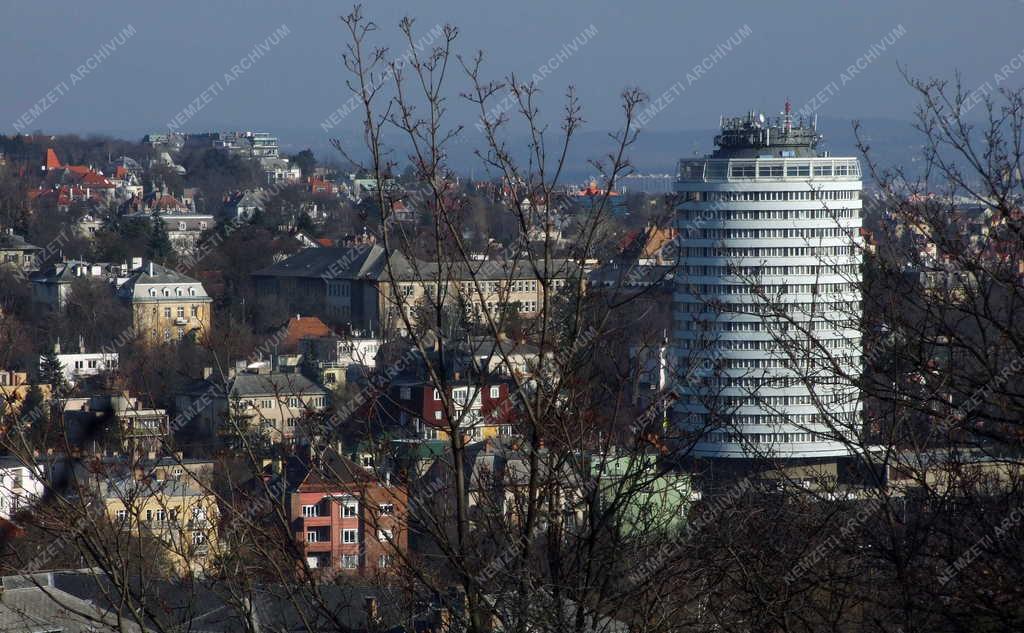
[673,102,863,459]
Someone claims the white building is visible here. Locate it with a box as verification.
[0,456,43,519]
[46,341,119,387]
[672,103,863,459]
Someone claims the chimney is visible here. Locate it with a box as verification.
[148,261,154,276]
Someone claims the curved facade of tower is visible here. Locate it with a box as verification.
[672,108,863,459]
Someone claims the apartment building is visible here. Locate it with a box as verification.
[287,451,407,575]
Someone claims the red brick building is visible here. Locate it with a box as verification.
[287,451,408,575]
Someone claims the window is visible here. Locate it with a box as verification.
[155,508,166,522]
[379,504,394,516]
[499,425,513,437]
[302,504,320,518]
[786,164,810,177]
[164,307,172,318]
[452,387,468,405]
[489,386,500,399]
[116,509,128,523]
[342,554,358,569]
[434,410,442,420]
[306,530,320,543]
[432,388,440,401]
[145,510,153,522]
[177,306,185,318]
[343,501,358,518]
[343,529,358,543]
[377,529,393,542]
[289,397,299,408]
[400,387,411,400]
[379,554,392,568]
[193,531,206,545]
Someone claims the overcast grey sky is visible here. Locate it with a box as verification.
[3,0,1021,140]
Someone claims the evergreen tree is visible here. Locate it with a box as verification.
[39,349,67,396]
[147,214,174,262]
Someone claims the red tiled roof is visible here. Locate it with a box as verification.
[279,316,334,353]
[315,238,335,247]
[45,148,61,170]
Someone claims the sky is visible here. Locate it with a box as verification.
[2,1,1021,149]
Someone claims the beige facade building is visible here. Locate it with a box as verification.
[117,261,212,345]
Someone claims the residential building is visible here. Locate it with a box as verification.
[175,366,329,445]
[0,370,51,416]
[262,157,301,185]
[101,473,219,574]
[47,341,119,387]
[672,103,863,459]
[116,261,213,345]
[62,392,169,454]
[252,243,579,334]
[590,452,694,535]
[0,230,41,274]
[287,451,407,575]
[0,455,44,520]
[30,260,118,312]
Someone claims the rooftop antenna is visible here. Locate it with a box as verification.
[783,98,793,134]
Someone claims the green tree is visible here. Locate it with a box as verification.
[147,215,175,263]
[38,349,66,396]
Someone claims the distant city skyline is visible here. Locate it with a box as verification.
[3,0,1022,142]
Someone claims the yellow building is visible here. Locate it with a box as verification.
[0,370,51,416]
[117,261,212,345]
[102,473,219,575]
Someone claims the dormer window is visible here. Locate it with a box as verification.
[149,289,157,297]
[162,288,170,297]
[175,287,183,296]
[189,288,196,296]
[178,222,186,231]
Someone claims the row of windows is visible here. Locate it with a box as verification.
[679,318,858,332]
[678,300,861,315]
[327,281,351,297]
[692,375,852,389]
[160,305,201,319]
[686,355,860,371]
[728,163,856,179]
[682,264,859,277]
[147,286,200,298]
[680,282,856,296]
[685,412,825,425]
[682,245,856,258]
[680,208,860,222]
[703,432,829,444]
[684,189,860,203]
[680,392,856,407]
[690,227,855,240]
[677,338,857,352]
[300,500,394,518]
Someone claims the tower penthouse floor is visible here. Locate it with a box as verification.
[672,104,863,459]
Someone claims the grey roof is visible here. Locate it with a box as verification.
[252,243,415,281]
[182,371,328,399]
[117,261,208,300]
[0,573,144,633]
[254,244,578,283]
[229,371,328,398]
[0,232,41,252]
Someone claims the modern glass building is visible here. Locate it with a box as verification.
[672,103,863,459]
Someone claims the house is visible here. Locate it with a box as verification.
[0,370,51,417]
[29,259,119,312]
[262,157,301,185]
[116,261,213,345]
[46,341,119,387]
[0,572,146,632]
[299,331,382,387]
[61,392,169,454]
[0,455,44,520]
[174,366,329,446]
[0,230,42,274]
[252,243,580,335]
[223,189,265,220]
[287,450,408,575]
[101,473,219,575]
[122,208,215,255]
[590,452,693,536]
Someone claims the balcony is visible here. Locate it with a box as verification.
[174,317,189,325]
